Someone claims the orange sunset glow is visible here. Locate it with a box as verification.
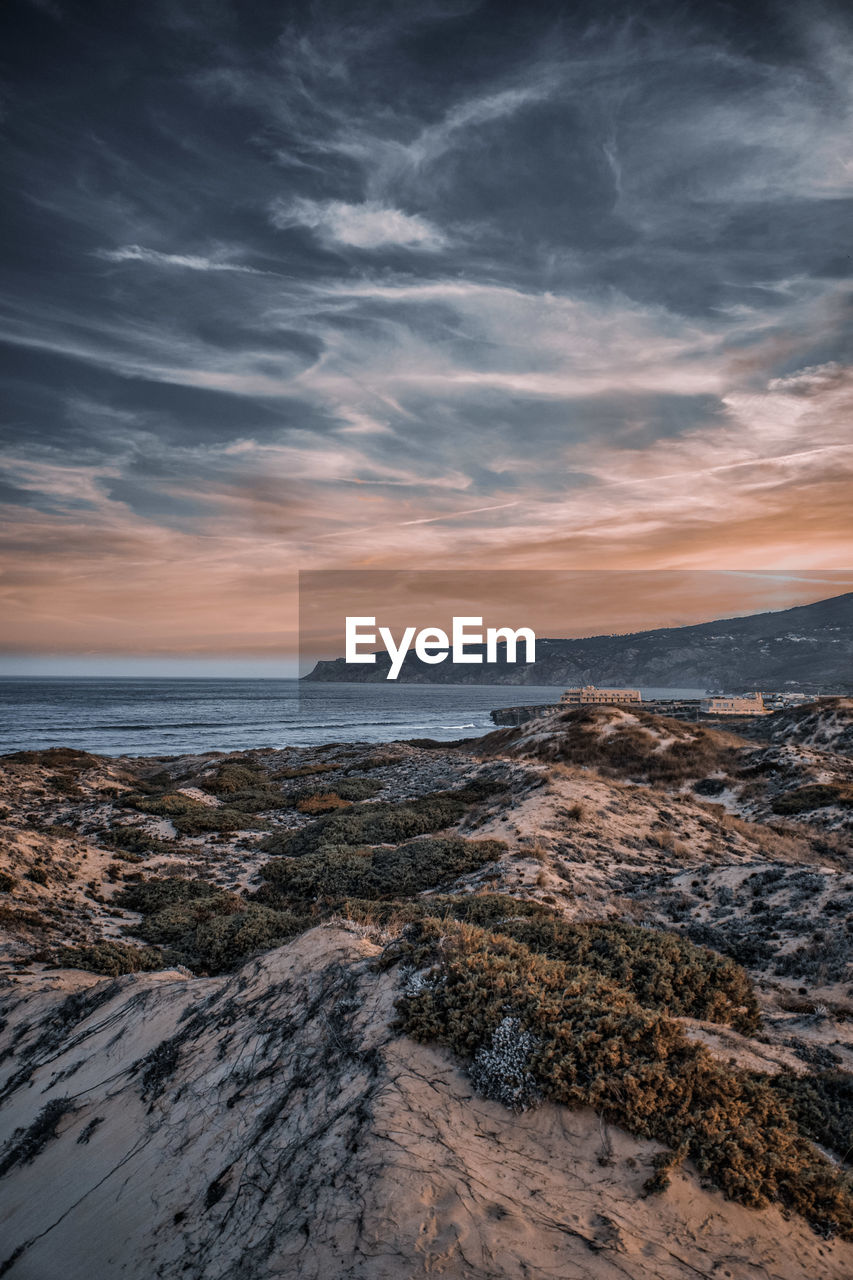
[1,2,852,665]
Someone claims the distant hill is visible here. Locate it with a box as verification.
[303,591,853,691]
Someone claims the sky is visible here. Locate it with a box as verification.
[1,0,852,665]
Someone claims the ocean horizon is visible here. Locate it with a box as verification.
[0,677,709,757]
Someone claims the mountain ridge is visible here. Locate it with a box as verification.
[303,590,853,690]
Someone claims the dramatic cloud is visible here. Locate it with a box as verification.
[1,0,852,656]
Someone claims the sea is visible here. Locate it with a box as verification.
[0,679,708,758]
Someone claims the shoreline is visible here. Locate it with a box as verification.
[1,700,853,1276]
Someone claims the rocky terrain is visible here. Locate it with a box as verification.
[305,590,853,691]
[1,700,853,1277]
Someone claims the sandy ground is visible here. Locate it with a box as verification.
[1,926,851,1280]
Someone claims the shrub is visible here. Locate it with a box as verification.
[395,921,853,1237]
[0,871,15,893]
[0,902,49,932]
[694,777,726,797]
[190,904,310,972]
[200,764,378,815]
[118,877,239,949]
[100,824,176,857]
[292,776,382,805]
[326,892,552,934]
[770,1071,853,1162]
[127,793,266,834]
[117,875,234,915]
[772,785,853,815]
[200,762,265,795]
[260,836,507,903]
[775,933,853,985]
[51,773,82,797]
[335,777,385,801]
[218,791,285,816]
[488,917,760,1032]
[483,707,741,784]
[484,706,753,783]
[363,898,758,1031]
[261,782,503,857]
[116,875,309,973]
[469,1016,541,1111]
[197,762,291,813]
[686,920,775,970]
[274,762,342,779]
[296,793,352,815]
[50,940,165,976]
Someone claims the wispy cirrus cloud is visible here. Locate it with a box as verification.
[95,245,264,273]
[269,197,446,250]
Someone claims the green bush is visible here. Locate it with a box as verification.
[200,762,265,795]
[50,940,165,976]
[190,904,310,971]
[196,762,290,813]
[261,836,507,903]
[51,772,82,797]
[209,792,281,818]
[486,917,760,1032]
[127,792,266,834]
[353,895,758,1029]
[395,920,853,1237]
[290,776,382,805]
[332,892,555,934]
[770,1071,853,1161]
[117,875,234,915]
[261,782,503,857]
[117,876,239,951]
[304,892,560,946]
[273,762,342,780]
[100,823,177,857]
[195,764,381,816]
[772,784,853,815]
[116,875,310,973]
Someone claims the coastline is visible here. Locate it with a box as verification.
[1,700,853,1276]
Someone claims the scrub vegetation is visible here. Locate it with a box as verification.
[392,918,853,1237]
[115,876,310,974]
[260,781,505,857]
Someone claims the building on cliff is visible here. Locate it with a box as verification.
[701,692,768,715]
[560,685,642,705]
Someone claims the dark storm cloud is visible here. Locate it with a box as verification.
[1,0,852,649]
